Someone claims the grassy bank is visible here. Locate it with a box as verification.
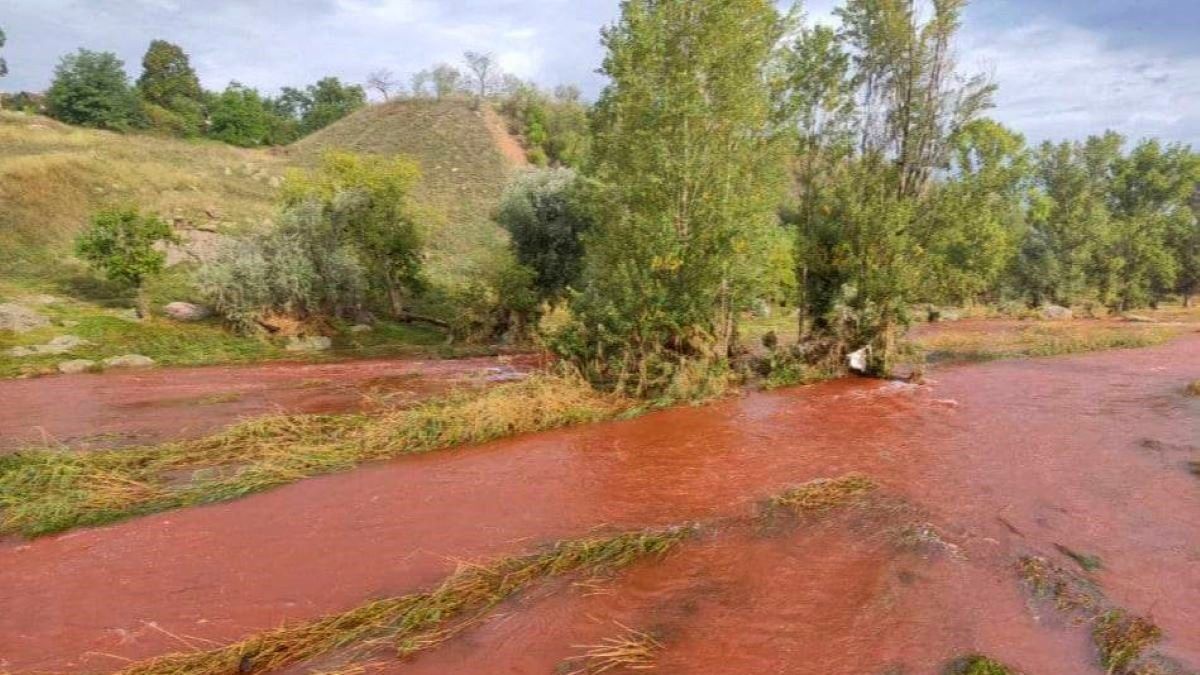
[0,375,626,537]
[918,323,1180,364]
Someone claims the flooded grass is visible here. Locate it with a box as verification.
[1054,544,1104,572]
[119,527,690,675]
[0,375,629,538]
[919,324,1178,365]
[1017,556,1164,674]
[1093,610,1164,674]
[562,623,664,674]
[945,655,1018,675]
[769,474,877,513]
[1185,380,1200,397]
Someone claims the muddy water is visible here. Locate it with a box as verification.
[0,355,532,452]
[2,338,1198,673]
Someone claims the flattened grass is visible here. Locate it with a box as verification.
[0,375,628,537]
[120,528,691,675]
[564,623,664,674]
[946,655,1017,675]
[771,474,877,513]
[1018,556,1164,673]
[1185,380,1200,397]
[919,324,1178,365]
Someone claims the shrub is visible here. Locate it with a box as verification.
[196,201,368,332]
[74,206,176,315]
[496,168,591,306]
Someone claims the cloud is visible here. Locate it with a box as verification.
[0,0,1196,145]
[959,16,1200,145]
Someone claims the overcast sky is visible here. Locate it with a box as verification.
[2,0,1198,146]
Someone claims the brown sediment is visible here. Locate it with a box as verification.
[1,335,1199,673]
[0,355,536,452]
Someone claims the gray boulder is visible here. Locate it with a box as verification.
[164,302,212,322]
[58,359,97,375]
[349,324,374,334]
[7,335,92,357]
[0,304,50,333]
[103,354,156,369]
[286,336,333,353]
[1041,305,1074,321]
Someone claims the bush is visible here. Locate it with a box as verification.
[197,201,368,332]
[74,205,176,315]
[496,168,592,306]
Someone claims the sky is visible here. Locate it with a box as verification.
[2,0,1198,146]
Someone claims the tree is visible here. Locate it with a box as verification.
[367,69,400,101]
[0,26,9,110]
[282,151,425,317]
[46,49,142,130]
[497,169,593,305]
[207,82,272,147]
[919,119,1029,304]
[137,40,202,107]
[300,77,366,132]
[786,0,995,374]
[430,64,464,99]
[562,0,789,397]
[463,51,499,106]
[75,206,176,317]
[1176,186,1200,307]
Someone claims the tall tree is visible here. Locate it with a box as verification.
[0,26,9,109]
[299,77,366,133]
[430,64,464,99]
[46,49,142,130]
[136,40,202,107]
[463,51,499,107]
[207,82,271,147]
[787,0,994,374]
[564,0,788,396]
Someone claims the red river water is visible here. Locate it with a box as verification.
[1,337,1198,673]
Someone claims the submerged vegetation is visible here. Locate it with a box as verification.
[1018,556,1166,674]
[0,375,626,537]
[120,528,691,674]
[946,655,1017,675]
[563,623,665,674]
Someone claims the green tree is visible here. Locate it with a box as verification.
[136,40,202,107]
[0,26,9,96]
[136,40,204,137]
[1103,138,1200,310]
[46,49,142,130]
[1176,186,1200,307]
[787,0,994,374]
[207,82,271,147]
[299,77,366,133]
[74,206,176,316]
[282,151,425,317]
[497,169,593,306]
[920,119,1029,304]
[563,0,789,396]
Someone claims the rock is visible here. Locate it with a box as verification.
[103,354,156,369]
[268,176,284,188]
[114,309,143,322]
[1041,305,1074,321]
[164,302,212,322]
[28,294,60,306]
[6,335,92,357]
[0,303,51,333]
[58,359,97,375]
[349,324,374,334]
[286,336,333,353]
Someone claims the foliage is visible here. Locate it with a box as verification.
[196,201,369,332]
[499,82,592,167]
[207,82,273,147]
[46,49,143,130]
[0,25,7,82]
[136,40,205,137]
[563,0,789,396]
[74,206,175,290]
[282,151,425,316]
[497,168,592,305]
[294,77,367,134]
[785,0,995,375]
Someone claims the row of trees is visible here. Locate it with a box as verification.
[26,38,364,146]
[496,0,1200,393]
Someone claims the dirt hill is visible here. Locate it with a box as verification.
[291,99,528,279]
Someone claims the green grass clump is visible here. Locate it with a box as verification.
[1093,610,1163,674]
[0,375,627,537]
[946,655,1017,675]
[118,527,691,675]
[771,474,877,513]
